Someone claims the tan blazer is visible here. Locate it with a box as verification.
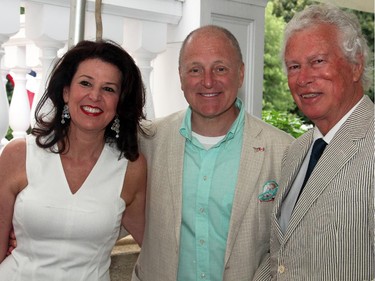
[132,110,293,281]
[270,96,374,280]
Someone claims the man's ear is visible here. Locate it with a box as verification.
[352,54,364,83]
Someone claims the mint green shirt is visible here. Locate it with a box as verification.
[177,99,245,281]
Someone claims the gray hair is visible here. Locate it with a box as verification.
[281,3,372,90]
[179,25,243,66]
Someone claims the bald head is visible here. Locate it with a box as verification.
[179,25,243,67]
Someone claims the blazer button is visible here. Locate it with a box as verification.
[278,265,285,274]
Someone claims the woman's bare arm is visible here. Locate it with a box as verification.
[121,153,147,246]
[0,139,27,262]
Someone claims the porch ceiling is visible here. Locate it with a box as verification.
[316,0,374,13]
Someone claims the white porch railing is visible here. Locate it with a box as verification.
[0,0,269,149]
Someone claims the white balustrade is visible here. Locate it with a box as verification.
[24,1,69,126]
[8,45,30,138]
[0,0,21,148]
[0,0,269,142]
[133,50,157,120]
[29,42,65,126]
[0,48,10,148]
[123,19,169,120]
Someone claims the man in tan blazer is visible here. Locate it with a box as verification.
[132,25,293,280]
[269,4,374,280]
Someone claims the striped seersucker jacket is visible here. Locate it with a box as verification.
[270,95,374,281]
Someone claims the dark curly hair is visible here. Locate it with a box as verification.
[32,40,147,161]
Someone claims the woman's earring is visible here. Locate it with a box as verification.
[61,104,70,124]
[111,115,120,138]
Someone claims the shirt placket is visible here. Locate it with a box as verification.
[195,148,219,280]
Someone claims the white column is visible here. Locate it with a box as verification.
[0,44,10,147]
[68,0,86,47]
[123,19,168,120]
[24,1,69,126]
[8,45,30,138]
[29,42,65,126]
[134,50,157,119]
[0,0,21,147]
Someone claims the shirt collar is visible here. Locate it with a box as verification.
[313,96,364,144]
[179,98,245,142]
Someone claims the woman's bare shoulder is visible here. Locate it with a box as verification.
[1,138,27,160]
[0,138,27,192]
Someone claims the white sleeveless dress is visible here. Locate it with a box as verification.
[0,135,127,281]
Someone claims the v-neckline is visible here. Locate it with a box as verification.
[58,145,106,196]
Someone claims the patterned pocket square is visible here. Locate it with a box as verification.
[258,180,278,202]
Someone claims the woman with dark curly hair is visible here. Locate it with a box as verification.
[0,40,147,281]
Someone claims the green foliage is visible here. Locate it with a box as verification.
[6,79,13,104]
[271,0,318,23]
[262,109,309,138]
[351,9,374,101]
[5,78,14,140]
[263,2,295,113]
[5,128,13,141]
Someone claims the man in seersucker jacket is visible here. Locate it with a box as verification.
[261,4,374,281]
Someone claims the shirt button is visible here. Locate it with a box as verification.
[203,176,207,181]
[200,272,206,279]
[199,239,205,245]
[278,265,285,274]
[199,208,205,213]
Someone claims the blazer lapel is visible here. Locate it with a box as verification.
[284,135,356,241]
[273,131,313,244]
[166,112,186,249]
[224,115,267,264]
[283,97,372,243]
